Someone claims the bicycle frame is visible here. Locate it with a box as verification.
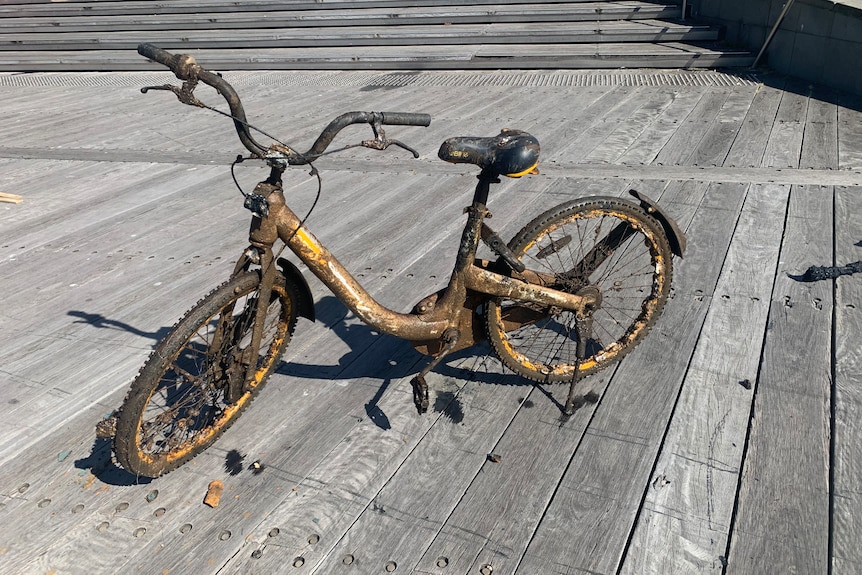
[108,43,693,478]
[133,42,595,361]
[242,166,595,353]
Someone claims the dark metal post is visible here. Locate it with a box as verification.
[752,0,797,69]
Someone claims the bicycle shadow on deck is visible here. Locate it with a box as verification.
[66,294,533,484]
[67,310,173,341]
[278,296,533,428]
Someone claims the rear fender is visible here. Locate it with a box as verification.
[628,189,686,258]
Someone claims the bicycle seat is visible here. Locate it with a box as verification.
[438,129,539,178]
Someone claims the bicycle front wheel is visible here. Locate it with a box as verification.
[486,196,673,383]
[114,271,298,477]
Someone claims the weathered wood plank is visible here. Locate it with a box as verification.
[761,87,810,169]
[725,184,833,574]
[617,86,705,166]
[288,374,526,574]
[214,377,463,575]
[582,88,679,164]
[831,185,862,574]
[554,87,660,163]
[653,87,731,166]
[413,375,618,575]
[0,68,845,575]
[515,182,748,575]
[619,183,789,574]
[0,21,719,51]
[0,0,651,19]
[723,80,786,168]
[688,86,756,167]
[837,94,862,170]
[800,89,838,170]
[0,3,680,34]
[0,167,251,459]
[0,46,750,74]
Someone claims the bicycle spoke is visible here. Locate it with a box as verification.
[488,198,672,383]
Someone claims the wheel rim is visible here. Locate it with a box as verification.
[492,207,669,380]
[134,283,291,466]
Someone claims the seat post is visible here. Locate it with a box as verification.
[407,170,500,415]
[472,168,499,205]
[451,170,499,274]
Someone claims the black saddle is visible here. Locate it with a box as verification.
[438,129,540,178]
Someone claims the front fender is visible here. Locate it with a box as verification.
[277,257,315,321]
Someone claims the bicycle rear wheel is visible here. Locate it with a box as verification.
[485,196,673,383]
[114,271,298,477]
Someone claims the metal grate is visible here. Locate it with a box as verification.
[0,69,761,89]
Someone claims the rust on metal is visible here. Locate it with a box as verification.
[126,44,684,444]
[629,189,686,257]
[465,264,589,312]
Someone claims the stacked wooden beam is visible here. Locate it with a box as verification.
[0,0,755,72]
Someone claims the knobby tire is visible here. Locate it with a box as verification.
[114,271,298,477]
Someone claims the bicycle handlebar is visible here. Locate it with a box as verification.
[304,111,431,161]
[138,43,269,157]
[137,43,431,162]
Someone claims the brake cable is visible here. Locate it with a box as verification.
[230,154,322,257]
[161,81,378,250]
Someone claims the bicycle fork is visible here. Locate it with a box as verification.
[213,247,277,404]
[241,249,277,402]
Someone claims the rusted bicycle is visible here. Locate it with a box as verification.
[110,44,685,477]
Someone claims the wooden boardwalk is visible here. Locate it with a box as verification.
[0,0,755,71]
[1,67,861,574]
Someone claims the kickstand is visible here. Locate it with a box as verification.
[564,312,593,415]
[410,328,460,414]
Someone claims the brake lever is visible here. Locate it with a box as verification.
[140,80,205,108]
[359,137,419,158]
[360,117,421,158]
[388,139,421,158]
[140,84,175,94]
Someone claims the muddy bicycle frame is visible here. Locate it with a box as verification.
[137,44,685,413]
[245,157,593,335]
[232,153,601,412]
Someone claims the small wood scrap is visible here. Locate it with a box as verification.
[204,480,225,508]
[0,192,23,204]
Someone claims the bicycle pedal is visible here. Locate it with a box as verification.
[410,374,429,414]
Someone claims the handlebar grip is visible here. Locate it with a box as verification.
[138,43,175,69]
[380,112,432,127]
[138,43,200,82]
